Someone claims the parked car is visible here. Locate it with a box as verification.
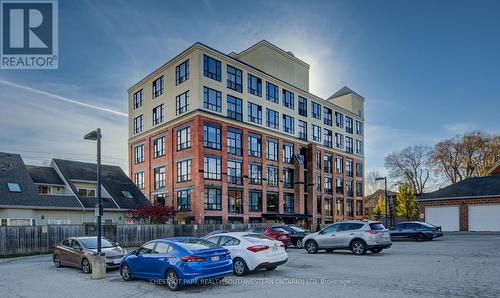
[390,221,443,241]
[53,237,127,273]
[246,226,291,246]
[205,232,288,276]
[273,224,310,248]
[204,230,228,238]
[302,220,392,255]
[120,237,232,291]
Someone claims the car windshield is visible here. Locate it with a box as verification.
[290,226,306,232]
[176,239,218,251]
[271,227,286,233]
[79,238,114,249]
[369,223,386,230]
[420,222,435,228]
[242,233,273,242]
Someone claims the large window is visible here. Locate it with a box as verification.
[323,107,332,126]
[249,190,262,212]
[336,177,344,194]
[267,166,278,187]
[266,138,278,161]
[312,101,321,119]
[204,156,222,180]
[346,137,353,154]
[227,95,242,121]
[152,76,164,98]
[312,125,321,142]
[133,89,143,109]
[316,175,321,192]
[266,108,279,129]
[346,199,353,217]
[336,199,344,215]
[298,96,307,116]
[227,65,242,92]
[284,194,294,213]
[227,160,242,184]
[324,177,333,194]
[282,89,294,109]
[134,172,144,189]
[249,163,262,184]
[177,189,191,211]
[266,82,279,103]
[203,55,221,81]
[204,188,222,210]
[154,166,165,189]
[356,182,363,197]
[152,104,164,126]
[323,155,332,173]
[323,129,333,148]
[176,59,189,85]
[248,102,262,124]
[133,115,143,134]
[176,91,189,115]
[346,160,353,177]
[356,200,363,215]
[335,133,344,149]
[203,87,222,112]
[356,121,363,135]
[248,134,261,157]
[356,140,363,155]
[283,169,294,188]
[228,189,243,213]
[227,129,242,156]
[153,137,164,158]
[177,159,192,182]
[283,114,294,134]
[356,162,363,177]
[176,126,191,151]
[204,123,221,150]
[298,120,307,140]
[346,116,353,134]
[346,180,353,197]
[248,74,262,97]
[134,144,144,163]
[315,151,321,169]
[335,112,344,128]
[283,143,293,163]
[336,156,343,174]
[267,193,279,212]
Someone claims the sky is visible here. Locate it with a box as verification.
[1,0,500,174]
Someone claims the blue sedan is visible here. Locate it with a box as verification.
[120,237,233,291]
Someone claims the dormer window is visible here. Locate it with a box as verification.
[78,188,96,197]
[37,185,51,194]
[7,183,21,192]
[121,191,133,199]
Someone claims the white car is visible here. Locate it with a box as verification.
[206,232,288,276]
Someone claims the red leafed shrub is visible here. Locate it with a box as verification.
[128,204,177,224]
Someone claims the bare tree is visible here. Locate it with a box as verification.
[365,170,382,196]
[384,145,431,194]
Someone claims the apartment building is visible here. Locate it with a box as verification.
[128,40,365,226]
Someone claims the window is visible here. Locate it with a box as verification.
[346,137,353,154]
[266,82,279,103]
[283,143,293,163]
[324,177,333,194]
[176,91,189,115]
[316,175,321,191]
[346,179,353,197]
[228,160,242,184]
[298,96,307,116]
[282,89,294,109]
[227,129,242,156]
[153,137,164,158]
[336,177,343,194]
[346,199,353,217]
[356,182,363,197]
[176,126,191,151]
[283,114,294,134]
[204,188,222,210]
[7,183,21,192]
[204,217,222,224]
[312,101,321,119]
[247,74,262,97]
[78,188,95,196]
[204,156,222,180]
[134,172,144,189]
[356,162,363,177]
[266,108,279,129]
[267,193,279,212]
[324,199,333,216]
[177,189,191,211]
[346,116,353,134]
[335,133,344,149]
[335,112,344,128]
[227,95,242,121]
[133,115,143,134]
[248,134,261,157]
[267,166,278,187]
[266,138,278,161]
[133,89,143,109]
[154,166,165,189]
[298,120,307,140]
[312,125,321,142]
[336,157,343,174]
[227,65,242,92]
[177,159,191,182]
[356,140,363,155]
[323,155,332,173]
[248,102,262,124]
[323,129,333,147]
[203,55,221,81]
[356,200,363,215]
[249,190,262,212]
[336,199,344,215]
[176,59,189,85]
[204,123,221,150]
[356,121,363,135]
[203,87,222,112]
[315,151,321,169]
[152,104,164,126]
[283,169,294,188]
[346,160,353,177]
[284,194,294,213]
[121,190,133,199]
[249,163,262,184]
[152,76,164,98]
[228,189,243,213]
[134,144,144,163]
[323,107,332,126]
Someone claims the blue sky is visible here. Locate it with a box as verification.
[1,0,499,173]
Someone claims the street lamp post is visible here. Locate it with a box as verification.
[375,177,389,227]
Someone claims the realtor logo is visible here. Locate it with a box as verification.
[1,0,58,69]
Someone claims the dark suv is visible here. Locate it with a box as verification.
[273,224,310,248]
[390,222,443,241]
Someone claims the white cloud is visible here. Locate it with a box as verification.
[443,122,478,135]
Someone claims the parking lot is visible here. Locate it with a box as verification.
[1,234,500,298]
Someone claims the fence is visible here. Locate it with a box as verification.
[0,223,257,257]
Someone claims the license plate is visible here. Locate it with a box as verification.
[211,256,219,262]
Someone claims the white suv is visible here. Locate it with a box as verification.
[302,220,392,255]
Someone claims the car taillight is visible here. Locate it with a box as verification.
[366,230,379,234]
[180,256,205,262]
[247,245,270,252]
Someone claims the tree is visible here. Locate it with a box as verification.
[373,196,387,217]
[384,145,431,194]
[395,184,418,221]
[365,170,382,196]
[128,203,177,224]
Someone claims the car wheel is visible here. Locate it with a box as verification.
[325,249,334,253]
[53,255,62,268]
[121,264,132,281]
[350,240,367,255]
[415,233,425,242]
[370,248,382,254]
[233,258,249,276]
[296,239,303,249]
[266,266,277,271]
[81,258,91,274]
[165,269,181,291]
[305,240,319,254]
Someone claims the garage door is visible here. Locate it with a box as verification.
[469,205,500,231]
[425,206,459,231]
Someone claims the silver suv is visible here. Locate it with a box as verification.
[303,220,392,255]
